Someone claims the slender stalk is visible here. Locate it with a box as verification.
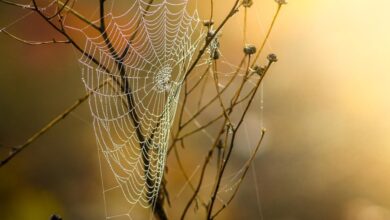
[212,130,266,219]
[0,79,110,167]
[206,59,276,219]
[252,4,282,64]
[1,30,70,45]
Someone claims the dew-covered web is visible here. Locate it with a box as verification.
[0,0,276,218]
[75,0,204,215]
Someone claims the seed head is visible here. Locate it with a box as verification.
[275,0,288,5]
[242,0,253,8]
[267,53,278,63]
[211,49,220,60]
[203,20,214,27]
[243,44,257,55]
[250,65,265,76]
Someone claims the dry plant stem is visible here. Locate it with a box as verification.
[178,81,190,130]
[180,56,246,130]
[0,0,100,31]
[212,60,232,125]
[0,0,112,166]
[206,60,275,219]
[98,1,168,219]
[183,0,241,81]
[178,80,264,141]
[209,0,214,23]
[187,65,210,94]
[47,0,70,20]
[205,55,253,218]
[31,1,112,74]
[168,56,244,155]
[167,56,245,155]
[170,84,205,203]
[174,140,208,207]
[0,79,111,167]
[55,0,100,31]
[197,70,209,110]
[230,56,252,106]
[212,130,266,219]
[243,7,247,45]
[252,4,282,64]
[180,124,226,220]
[181,54,254,220]
[0,0,33,9]
[1,30,70,45]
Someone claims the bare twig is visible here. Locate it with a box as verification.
[0,30,70,45]
[252,4,283,64]
[206,58,276,219]
[212,129,266,219]
[183,0,241,81]
[0,79,110,167]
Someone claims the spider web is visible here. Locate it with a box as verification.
[76,0,204,215]
[0,0,272,218]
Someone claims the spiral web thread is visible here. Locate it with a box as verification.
[78,0,204,213]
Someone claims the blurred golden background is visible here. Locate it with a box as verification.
[1,0,390,219]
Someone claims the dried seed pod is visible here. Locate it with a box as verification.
[206,29,221,60]
[203,20,214,27]
[267,53,278,63]
[212,49,220,60]
[242,0,253,7]
[206,30,216,42]
[250,65,265,76]
[275,0,288,5]
[243,44,257,55]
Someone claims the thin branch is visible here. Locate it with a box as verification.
[56,0,100,31]
[252,4,283,64]
[211,60,232,124]
[206,59,276,219]
[180,56,245,129]
[181,54,255,220]
[174,140,207,207]
[46,0,70,20]
[180,124,226,220]
[212,129,266,219]
[0,79,111,167]
[187,65,210,95]
[0,0,100,31]
[0,0,33,9]
[1,30,70,45]
[183,0,241,81]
